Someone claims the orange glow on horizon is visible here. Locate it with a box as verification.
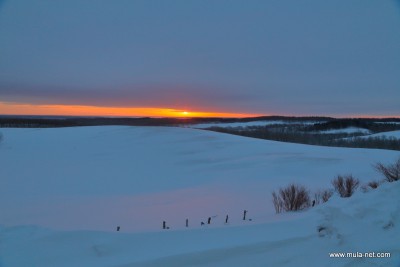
[0,102,262,118]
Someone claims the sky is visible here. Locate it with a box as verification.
[0,0,399,117]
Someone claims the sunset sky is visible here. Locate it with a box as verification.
[0,0,399,117]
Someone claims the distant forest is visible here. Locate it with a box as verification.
[1,115,399,128]
[207,119,400,151]
[0,115,332,128]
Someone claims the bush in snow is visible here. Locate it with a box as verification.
[374,157,400,182]
[332,175,360,198]
[272,184,310,213]
[314,189,333,205]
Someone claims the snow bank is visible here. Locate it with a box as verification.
[1,182,399,267]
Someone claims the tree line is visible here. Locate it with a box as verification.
[207,124,400,151]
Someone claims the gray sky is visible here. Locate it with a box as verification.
[0,0,399,116]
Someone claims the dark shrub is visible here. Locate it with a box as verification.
[272,184,311,213]
[374,157,400,182]
[332,175,360,198]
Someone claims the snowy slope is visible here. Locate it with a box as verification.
[318,127,371,134]
[365,130,400,139]
[0,126,399,266]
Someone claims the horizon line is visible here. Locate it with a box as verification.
[0,101,399,119]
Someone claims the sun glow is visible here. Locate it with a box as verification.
[0,102,261,118]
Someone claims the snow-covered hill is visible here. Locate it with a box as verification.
[318,127,371,134]
[365,130,400,139]
[0,126,399,266]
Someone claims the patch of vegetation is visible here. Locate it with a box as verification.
[272,157,399,215]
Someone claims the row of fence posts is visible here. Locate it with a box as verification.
[116,210,249,231]
[162,210,248,230]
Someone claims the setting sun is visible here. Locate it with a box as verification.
[0,102,262,118]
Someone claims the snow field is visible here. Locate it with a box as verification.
[0,126,399,266]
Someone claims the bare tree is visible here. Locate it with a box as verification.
[374,157,400,182]
[332,175,359,198]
